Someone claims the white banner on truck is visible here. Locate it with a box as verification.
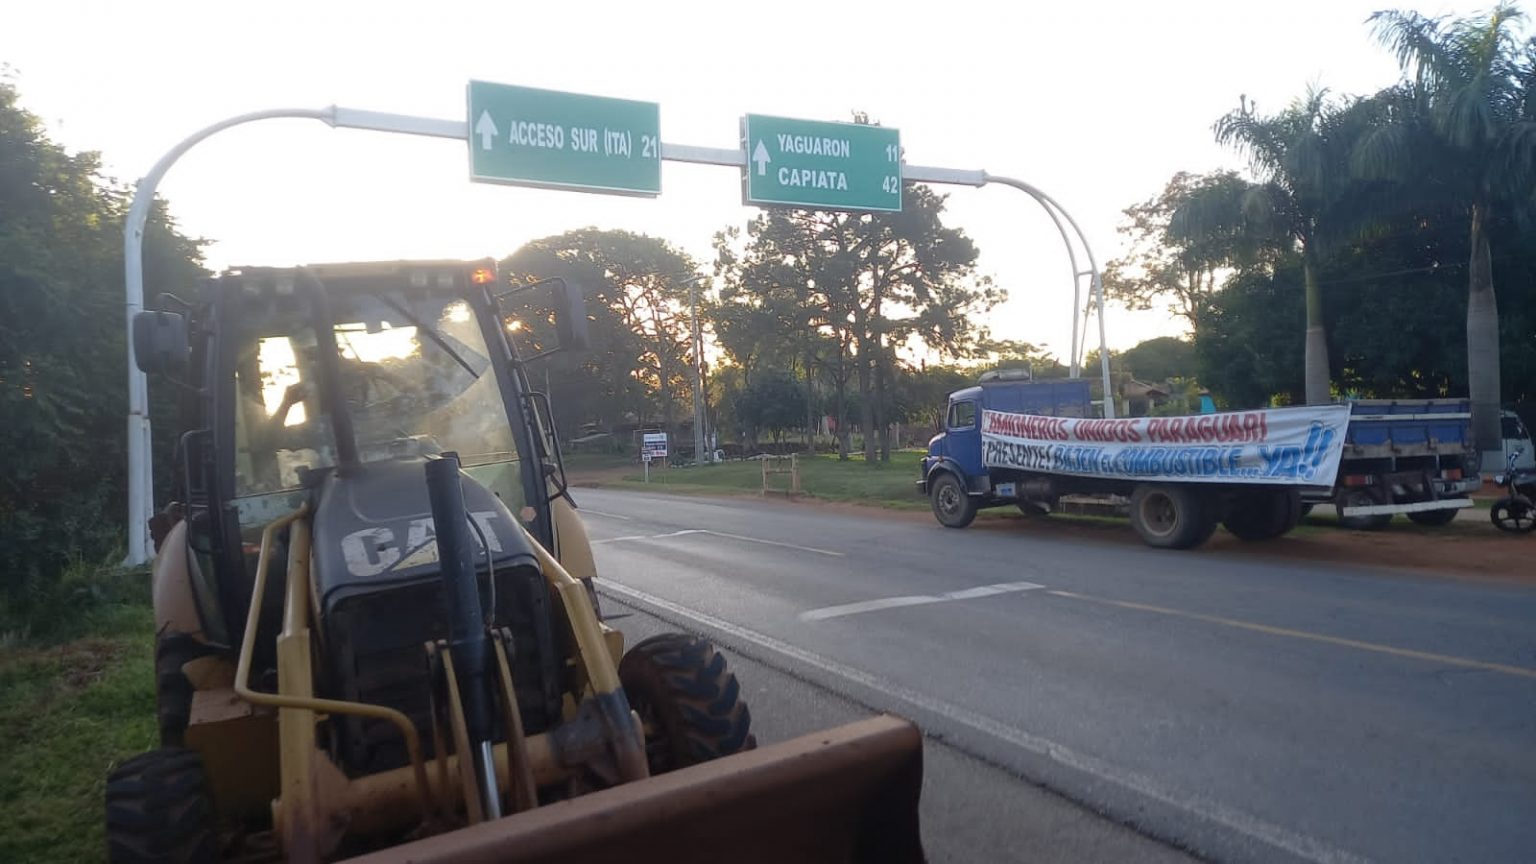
[980,404,1351,486]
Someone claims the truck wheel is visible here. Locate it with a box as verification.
[619,634,756,774]
[1222,490,1301,541]
[1130,485,1216,549]
[105,748,216,864]
[1336,488,1392,530]
[930,472,977,528]
[1406,507,1460,527]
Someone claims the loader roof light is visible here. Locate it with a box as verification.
[274,278,295,296]
[471,267,495,285]
[409,270,429,289]
[436,272,455,290]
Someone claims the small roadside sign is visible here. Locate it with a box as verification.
[641,432,669,460]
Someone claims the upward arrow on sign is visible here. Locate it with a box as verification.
[753,140,771,176]
[475,110,498,150]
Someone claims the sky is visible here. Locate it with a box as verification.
[1,0,1497,363]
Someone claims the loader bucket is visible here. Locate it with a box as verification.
[340,714,926,864]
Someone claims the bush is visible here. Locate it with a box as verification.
[0,553,150,645]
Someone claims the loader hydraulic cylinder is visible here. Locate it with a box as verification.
[425,453,502,819]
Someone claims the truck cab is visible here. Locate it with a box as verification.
[920,376,1094,497]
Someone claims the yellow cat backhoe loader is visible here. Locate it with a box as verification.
[112,259,925,863]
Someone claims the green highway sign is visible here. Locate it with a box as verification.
[468,81,661,196]
[741,114,902,212]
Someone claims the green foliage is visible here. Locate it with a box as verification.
[713,183,1001,461]
[0,81,205,613]
[1103,171,1268,325]
[1121,337,1197,383]
[503,228,705,437]
[1119,6,1536,417]
[1365,2,1536,449]
[1193,263,1306,408]
[735,369,807,445]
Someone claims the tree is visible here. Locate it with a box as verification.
[735,369,807,447]
[714,184,1002,462]
[0,80,206,607]
[504,229,706,439]
[1363,2,1536,452]
[1121,337,1197,383]
[1214,88,1362,405]
[1193,261,1307,408]
[1103,171,1266,328]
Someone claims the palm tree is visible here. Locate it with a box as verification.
[1213,89,1357,405]
[1364,2,1536,454]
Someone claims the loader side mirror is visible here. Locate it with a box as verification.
[132,310,189,375]
[551,280,591,354]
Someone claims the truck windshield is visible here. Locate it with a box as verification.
[232,285,523,513]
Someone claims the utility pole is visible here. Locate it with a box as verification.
[689,275,708,466]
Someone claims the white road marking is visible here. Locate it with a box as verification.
[943,581,1045,601]
[596,578,1373,864]
[697,529,843,557]
[590,528,841,557]
[800,596,941,620]
[800,581,1044,621]
[577,508,632,521]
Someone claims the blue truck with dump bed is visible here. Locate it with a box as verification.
[918,374,1480,547]
[1320,399,1482,529]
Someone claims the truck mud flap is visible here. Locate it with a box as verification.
[338,714,926,864]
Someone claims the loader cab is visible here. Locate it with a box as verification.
[141,260,582,649]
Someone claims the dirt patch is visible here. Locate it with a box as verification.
[572,480,1536,587]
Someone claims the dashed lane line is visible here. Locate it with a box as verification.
[800,581,1044,621]
[591,528,842,557]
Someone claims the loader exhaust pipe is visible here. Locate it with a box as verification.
[425,452,503,820]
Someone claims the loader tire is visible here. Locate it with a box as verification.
[619,633,756,774]
[105,748,216,864]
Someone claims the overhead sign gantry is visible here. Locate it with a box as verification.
[120,80,1111,564]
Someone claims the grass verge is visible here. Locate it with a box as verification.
[0,566,156,864]
[616,450,929,508]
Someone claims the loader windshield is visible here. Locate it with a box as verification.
[231,282,524,518]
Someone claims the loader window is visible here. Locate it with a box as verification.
[233,330,337,497]
[328,290,524,512]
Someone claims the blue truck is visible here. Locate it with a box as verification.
[917,374,1481,547]
[1318,399,1482,529]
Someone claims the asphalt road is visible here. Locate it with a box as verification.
[574,486,1536,864]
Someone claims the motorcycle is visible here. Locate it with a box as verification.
[1490,446,1536,534]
